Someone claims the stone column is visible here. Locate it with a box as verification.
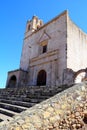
[51,60,57,86]
[47,62,52,86]
[28,66,34,85]
[33,66,37,85]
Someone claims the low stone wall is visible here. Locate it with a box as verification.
[0,82,87,130]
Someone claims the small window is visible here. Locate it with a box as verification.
[43,45,47,53]
[39,40,48,55]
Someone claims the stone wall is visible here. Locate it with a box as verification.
[63,68,75,85]
[6,69,28,88]
[20,11,68,86]
[6,69,20,88]
[29,49,58,86]
[67,14,87,72]
[1,82,87,130]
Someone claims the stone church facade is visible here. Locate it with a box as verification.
[6,10,87,88]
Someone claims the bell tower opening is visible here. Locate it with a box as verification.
[37,70,46,86]
[25,16,43,37]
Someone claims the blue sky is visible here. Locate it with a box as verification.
[0,0,87,88]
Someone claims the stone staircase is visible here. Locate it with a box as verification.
[0,85,71,123]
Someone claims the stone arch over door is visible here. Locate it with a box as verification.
[37,70,46,86]
[74,69,87,83]
[8,75,17,88]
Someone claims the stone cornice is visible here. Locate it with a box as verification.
[30,49,58,67]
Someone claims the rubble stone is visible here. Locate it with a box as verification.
[0,82,87,129]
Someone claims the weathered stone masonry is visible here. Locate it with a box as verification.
[6,10,87,88]
[1,82,87,129]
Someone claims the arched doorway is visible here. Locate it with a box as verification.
[37,70,46,86]
[8,75,17,88]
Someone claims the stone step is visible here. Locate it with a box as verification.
[26,95,50,99]
[0,88,64,100]
[0,99,36,108]
[22,97,44,103]
[0,87,63,95]
[0,96,44,103]
[0,113,13,122]
[0,93,50,98]
[0,95,48,102]
[0,108,18,117]
[0,102,27,113]
[0,94,50,101]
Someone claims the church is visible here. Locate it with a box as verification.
[6,10,87,88]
